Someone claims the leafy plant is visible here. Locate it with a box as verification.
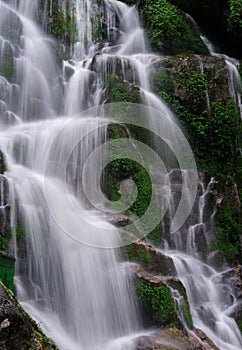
[228,0,242,32]
[139,0,209,55]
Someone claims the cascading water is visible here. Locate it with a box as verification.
[0,1,241,350]
[0,1,145,349]
[201,35,241,120]
[162,177,242,350]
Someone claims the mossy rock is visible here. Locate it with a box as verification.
[211,180,241,264]
[124,240,176,275]
[150,54,241,178]
[0,44,14,81]
[136,276,178,327]
[165,277,193,328]
[138,0,209,55]
[106,74,141,103]
[104,122,161,245]
[0,281,58,349]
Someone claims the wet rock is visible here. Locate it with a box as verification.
[152,54,231,108]
[135,327,219,350]
[193,329,219,349]
[125,240,176,275]
[0,281,58,350]
[129,262,180,328]
[106,213,130,227]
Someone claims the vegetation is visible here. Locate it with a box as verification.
[151,61,240,178]
[136,278,175,324]
[125,244,152,267]
[48,7,75,45]
[0,47,14,81]
[0,281,58,349]
[106,74,140,103]
[139,0,209,55]
[151,56,241,265]
[213,194,241,263]
[105,148,161,245]
[227,0,242,33]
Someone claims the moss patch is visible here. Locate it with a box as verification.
[136,278,176,326]
[104,123,161,245]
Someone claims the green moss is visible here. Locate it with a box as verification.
[0,281,57,349]
[213,197,240,264]
[0,236,8,252]
[49,10,66,38]
[136,279,175,322]
[139,0,209,55]
[180,295,192,328]
[125,244,152,267]
[104,123,161,244]
[16,221,25,239]
[228,0,242,33]
[152,63,240,178]
[0,46,14,81]
[237,319,242,332]
[48,7,76,45]
[151,68,174,95]
[106,74,140,103]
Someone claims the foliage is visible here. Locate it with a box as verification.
[48,10,67,38]
[16,221,25,239]
[125,244,152,267]
[237,319,242,332]
[139,0,209,55]
[152,64,240,177]
[181,298,193,327]
[105,123,161,245]
[136,279,174,319]
[106,74,140,103]
[228,0,242,32]
[178,287,193,327]
[151,68,174,95]
[48,6,76,45]
[0,236,8,251]
[0,47,14,81]
[105,157,161,244]
[186,72,207,111]
[213,197,241,263]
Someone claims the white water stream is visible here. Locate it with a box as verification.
[0,1,241,350]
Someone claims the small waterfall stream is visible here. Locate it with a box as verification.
[162,177,242,350]
[0,1,241,350]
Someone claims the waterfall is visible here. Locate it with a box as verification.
[0,1,144,349]
[163,177,242,350]
[0,1,241,350]
[200,36,242,120]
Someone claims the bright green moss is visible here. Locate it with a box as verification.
[136,279,175,320]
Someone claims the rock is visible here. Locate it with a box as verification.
[129,262,193,330]
[0,281,58,349]
[135,327,219,350]
[106,213,130,227]
[193,329,220,349]
[219,266,242,331]
[128,262,181,328]
[125,240,177,275]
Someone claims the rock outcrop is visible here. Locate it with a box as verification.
[0,281,58,350]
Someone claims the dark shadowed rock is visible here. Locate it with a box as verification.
[0,281,58,350]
